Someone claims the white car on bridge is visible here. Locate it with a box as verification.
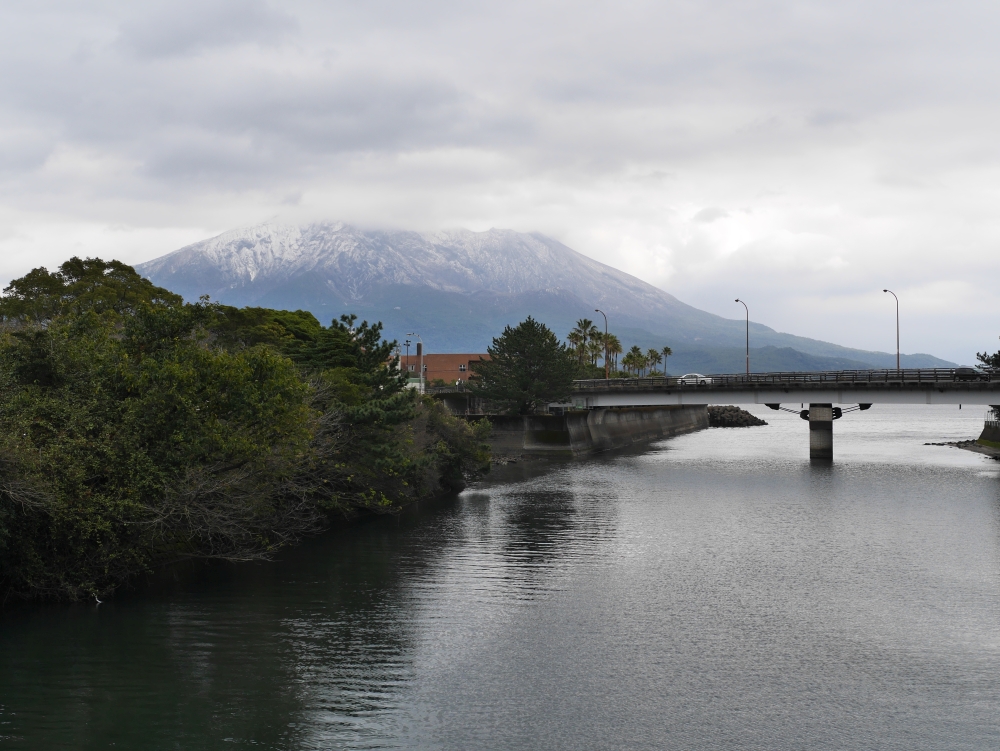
[678,373,713,385]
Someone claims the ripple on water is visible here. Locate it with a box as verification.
[2,405,1000,750]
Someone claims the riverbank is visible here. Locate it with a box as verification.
[485,405,708,456]
[926,439,1000,460]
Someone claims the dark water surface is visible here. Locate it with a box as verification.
[3,405,1000,750]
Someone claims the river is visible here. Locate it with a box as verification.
[2,404,1000,750]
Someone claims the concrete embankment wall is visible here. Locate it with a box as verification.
[980,426,1000,444]
[978,407,1000,447]
[979,424,1000,446]
[486,405,709,456]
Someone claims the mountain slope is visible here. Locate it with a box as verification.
[137,222,955,371]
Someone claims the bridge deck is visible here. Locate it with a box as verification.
[570,369,1000,407]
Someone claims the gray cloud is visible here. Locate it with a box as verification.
[117,0,298,58]
[2,0,1000,362]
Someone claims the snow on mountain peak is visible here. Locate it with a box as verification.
[137,221,677,309]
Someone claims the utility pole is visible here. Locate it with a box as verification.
[735,299,749,375]
[595,308,609,379]
[883,289,899,372]
[407,332,423,393]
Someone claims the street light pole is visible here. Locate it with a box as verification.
[595,308,609,379]
[735,299,749,375]
[883,289,899,371]
[407,332,423,393]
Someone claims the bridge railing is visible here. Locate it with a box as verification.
[572,368,995,390]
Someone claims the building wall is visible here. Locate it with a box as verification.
[400,353,489,385]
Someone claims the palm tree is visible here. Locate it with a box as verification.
[587,325,601,351]
[569,319,594,365]
[607,334,622,372]
[587,338,604,366]
[567,330,584,365]
[661,345,672,375]
[621,351,636,375]
[646,348,663,375]
[572,319,594,343]
[626,345,644,376]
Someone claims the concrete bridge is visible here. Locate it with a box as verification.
[570,369,1000,460]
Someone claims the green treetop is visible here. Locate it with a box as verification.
[0,257,181,323]
[472,317,576,414]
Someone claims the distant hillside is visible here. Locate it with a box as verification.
[137,222,955,372]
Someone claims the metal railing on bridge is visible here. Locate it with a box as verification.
[572,367,995,391]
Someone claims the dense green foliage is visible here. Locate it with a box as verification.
[0,257,182,323]
[471,317,576,414]
[0,259,490,602]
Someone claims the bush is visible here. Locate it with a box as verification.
[0,261,491,601]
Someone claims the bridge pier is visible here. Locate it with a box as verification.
[809,403,833,461]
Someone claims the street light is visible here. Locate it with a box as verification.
[594,308,609,379]
[883,289,899,371]
[735,299,749,375]
[407,332,423,393]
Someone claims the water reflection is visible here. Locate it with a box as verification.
[3,405,1000,750]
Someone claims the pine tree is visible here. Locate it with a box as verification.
[471,317,576,414]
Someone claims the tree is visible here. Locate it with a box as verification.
[0,305,318,600]
[567,330,585,364]
[622,345,644,375]
[0,259,492,602]
[572,318,594,341]
[0,257,181,324]
[661,345,673,374]
[623,345,644,375]
[569,318,598,366]
[472,317,576,414]
[977,347,1000,370]
[646,348,663,375]
[607,335,622,371]
[587,337,604,366]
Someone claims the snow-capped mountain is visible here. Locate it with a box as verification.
[137,221,689,318]
[137,222,953,370]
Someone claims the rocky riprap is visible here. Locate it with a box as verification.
[708,406,768,428]
[925,439,1000,460]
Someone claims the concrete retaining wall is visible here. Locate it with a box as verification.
[485,405,709,456]
[979,425,1000,445]
[979,407,1000,446]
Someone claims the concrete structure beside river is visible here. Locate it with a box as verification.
[429,368,1000,460]
[486,406,708,456]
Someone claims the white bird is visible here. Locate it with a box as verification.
[94,594,102,605]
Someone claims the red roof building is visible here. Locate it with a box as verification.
[399,353,489,386]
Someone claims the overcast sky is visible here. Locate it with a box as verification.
[1,1,998,363]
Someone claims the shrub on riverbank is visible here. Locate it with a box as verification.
[0,258,490,602]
